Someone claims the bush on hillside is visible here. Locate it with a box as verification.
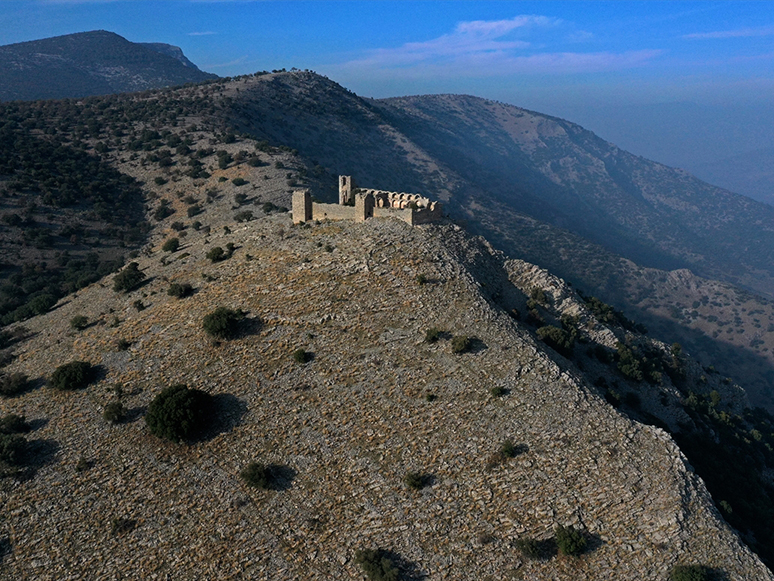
[354,548,400,581]
[162,237,180,252]
[0,434,26,466]
[202,307,244,340]
[240,462,272,489]
[0,413,31,434]
[50,361,95,391]
[0,372,29,397]
[536,325,575,356]
[70,315,88,330]
[103,401,126,424]
[145,384,211,443]
[425,327,441,343]
[292,348,311,364]
[451,335,471,354]
[555,525,586,556]
[113,262,145,293]
[167,282,194,298]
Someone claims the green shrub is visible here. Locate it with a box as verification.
[404,471,427,490]
[234,210,254,222]
[555,525,586,556]
[490,386,507,397]
[515,537,542,560]
[167,282,194,298]
[536,325,575,356]
[425,327,441,343]
[0,414,30,434]
[451,335,471,354]
[354,548,400,581]
[0,372,29,397]
[50,361,94,391]
[232,177,248,186]
[162,237,180,252]
[500,439,517,458]
[202,307,244,340]
[133,300,145,311]
[187,204,202,217]
[0,434,26,466]
[145,384,211,443]
[206,245,234,262]
[113,262,145,293]
[240,462,272,489]
[669,565,708,581]
[416,274,427,285]
[70,315,88,330]
[292,348,311,364]
[103,401,125,424]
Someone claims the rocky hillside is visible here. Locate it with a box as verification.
[0,31,217,102]
[1,174,772,577]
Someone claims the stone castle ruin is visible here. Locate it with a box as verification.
[292,176,443,226]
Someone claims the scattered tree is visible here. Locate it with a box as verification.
[202,307,244,340]
[50,361,94,391]
[145,384,211,443]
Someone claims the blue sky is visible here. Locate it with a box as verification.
[1,1,773,178]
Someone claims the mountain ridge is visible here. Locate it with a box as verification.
[0,30,217,102]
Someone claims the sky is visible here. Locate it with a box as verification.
[1,1,773,189]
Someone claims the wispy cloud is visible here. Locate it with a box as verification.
[204,55,249,68]
[684,25,774,39]
[188,31,216,36]
[334,16,661,77]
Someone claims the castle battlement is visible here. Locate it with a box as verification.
[293,175,443,226]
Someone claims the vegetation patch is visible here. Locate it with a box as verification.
[0,372,29,397]
[240,462,272,490]
[354,548,400,581]
[555,525,587,557]
[202,307,245,340]
[113,262,145,293]
[50,361,95,391]
[451,335,471,354]
[144,384,211,443]
[167,282,194,299]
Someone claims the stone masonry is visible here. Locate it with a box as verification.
[293,175,443,226]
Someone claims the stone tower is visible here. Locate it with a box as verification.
[339,175,355,205]
[292,189,312,224]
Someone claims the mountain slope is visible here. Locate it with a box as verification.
[1,207,771,579]
[0,31,216,102]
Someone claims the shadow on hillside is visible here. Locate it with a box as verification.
[12,438,60,482]
[0,537,10,564]
[265,464,297,491]
[199,393,248,441]
[236,315,263,339]
[468,337,488,354]
[381,549,426,581]
[27,418,48,431]
[123,405,146,424]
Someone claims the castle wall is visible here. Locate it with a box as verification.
[311,202,357,222]
[412,202,444,225]
[373,206,415,225]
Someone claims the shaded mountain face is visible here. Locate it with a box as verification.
[0,30,217,102]
[226,74,774,298]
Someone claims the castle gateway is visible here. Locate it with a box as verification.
[292,176,443,226]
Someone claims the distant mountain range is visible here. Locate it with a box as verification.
[0,30,217,102]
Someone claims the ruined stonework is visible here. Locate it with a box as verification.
[293,176,443,225]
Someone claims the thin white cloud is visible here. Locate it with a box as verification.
[684,25,774,39]
[205,55,249,68]
[188,31,216,36]
[334,16,661,77]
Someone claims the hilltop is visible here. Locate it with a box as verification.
[1,183,772,578]
[0,31,216,102]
